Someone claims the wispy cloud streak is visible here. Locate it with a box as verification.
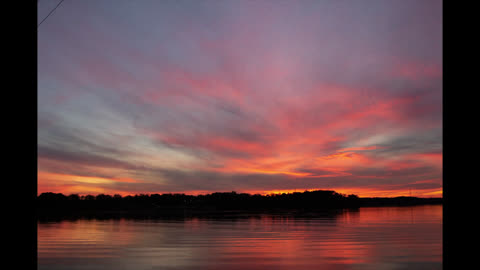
[38,0,442,197]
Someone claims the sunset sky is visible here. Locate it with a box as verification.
[38,0,442,197]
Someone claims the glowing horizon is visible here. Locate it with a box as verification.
[38,0,442,198]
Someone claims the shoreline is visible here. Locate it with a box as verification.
[37,199,442,222]
[37,190,442,221]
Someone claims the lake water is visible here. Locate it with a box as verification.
[38,205,442,270]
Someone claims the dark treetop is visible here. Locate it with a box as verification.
[37,190,442,220]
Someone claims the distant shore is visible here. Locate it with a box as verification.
[37,190,442,220]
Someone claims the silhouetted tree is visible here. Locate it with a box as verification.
[67,194,80,201]
[37,190,442,217]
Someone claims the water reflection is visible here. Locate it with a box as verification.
[38,205,442,270]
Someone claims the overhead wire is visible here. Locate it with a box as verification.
[38,0,65,28]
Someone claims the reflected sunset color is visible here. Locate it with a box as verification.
[38,205,442,270]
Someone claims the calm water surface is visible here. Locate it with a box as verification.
[38,205,442,270]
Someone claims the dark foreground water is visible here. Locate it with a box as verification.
[38,205,442,270]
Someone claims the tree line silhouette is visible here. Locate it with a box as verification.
[37,189,442,216]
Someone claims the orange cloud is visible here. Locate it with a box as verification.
[37,171,142,196]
